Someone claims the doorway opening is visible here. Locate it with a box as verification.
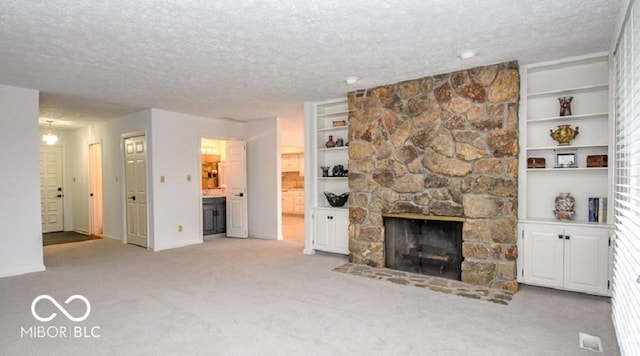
[201,138,227,238]
[201,138,248,239]
[281,147,304,244]
[89,142,103,236]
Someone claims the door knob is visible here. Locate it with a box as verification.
[129,196,136,201]
[236,193,244,197]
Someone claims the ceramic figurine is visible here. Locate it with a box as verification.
[558,96,573,116]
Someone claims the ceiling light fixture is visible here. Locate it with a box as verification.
[344,76,359,85]
[42,120,58,145]
[459,50,477,60]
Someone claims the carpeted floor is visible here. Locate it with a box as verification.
[43,231,102,246]
[0,237,620,355]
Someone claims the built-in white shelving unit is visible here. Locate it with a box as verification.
[303,98,350,255]
[517,53,613,296]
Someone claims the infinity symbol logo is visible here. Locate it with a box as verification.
[31,295,91,322]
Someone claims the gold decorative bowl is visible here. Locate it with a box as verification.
[550,125,579,146]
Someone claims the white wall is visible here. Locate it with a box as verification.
[150,109,244,250]
[246,117,280,240]
[280,128,304,149]
[0,84,45,277]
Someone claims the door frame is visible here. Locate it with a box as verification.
[121,131,152,249]
[88,140,103,236]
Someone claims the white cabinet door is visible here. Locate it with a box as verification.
[522,224,564,289]
[313,209,331,251]
[313,208,348,255]
[282,193,294,214]
[333,212,349,254]
[282,154,300,172]
[564,227,609,295]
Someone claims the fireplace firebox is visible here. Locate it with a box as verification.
[384,215,463,281]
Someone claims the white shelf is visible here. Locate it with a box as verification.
[526,167,608,172]
[317,109,350,118]
[527,84,608,98]
[526,144,608,151]
[318,125,348,132]
[519,218,612,229]
[527,112,608,123]
[318,147,348,152]
[318,176,348,180]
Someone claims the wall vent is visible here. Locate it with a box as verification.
[579,332,602,353]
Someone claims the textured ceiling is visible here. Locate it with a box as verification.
[0,0,623,130]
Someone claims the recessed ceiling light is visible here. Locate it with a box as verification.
[459,50,476,60]
[344,76,359,85]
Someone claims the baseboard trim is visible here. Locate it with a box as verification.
[249,233,277,240]
[0,264,46,278]
[153,239,202,252]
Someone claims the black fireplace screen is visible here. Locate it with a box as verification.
[384,217,463,281]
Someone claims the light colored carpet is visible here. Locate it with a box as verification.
[0,237,619,355]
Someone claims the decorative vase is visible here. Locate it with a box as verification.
[558,96,573,116]
[325,135,336,148]
[550,124,579,146]
[336,138,344,147]
[554,193,575,220]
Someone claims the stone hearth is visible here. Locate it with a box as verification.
[347,61,520,292]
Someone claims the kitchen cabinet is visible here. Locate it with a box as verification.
[282,190,304,215]
[203,197,226,235]
[519,222,610,295]
[313,207,348,255]
[282,153,303,172]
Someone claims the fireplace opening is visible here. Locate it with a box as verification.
[384,216,463,281]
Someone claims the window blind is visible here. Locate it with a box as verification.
[612,2,640,355]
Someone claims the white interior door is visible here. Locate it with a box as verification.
[124,136,148,247]
[40,146,64,233]
[226,140,248,238]
[89,142,103,236]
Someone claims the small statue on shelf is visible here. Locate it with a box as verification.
[558,96,573,116]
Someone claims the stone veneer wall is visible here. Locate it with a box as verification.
[347,61,520,292]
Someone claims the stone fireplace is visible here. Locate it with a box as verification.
[347,61,520,292]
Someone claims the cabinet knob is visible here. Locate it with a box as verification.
[565,235,570,240]
[558,234,564,239]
